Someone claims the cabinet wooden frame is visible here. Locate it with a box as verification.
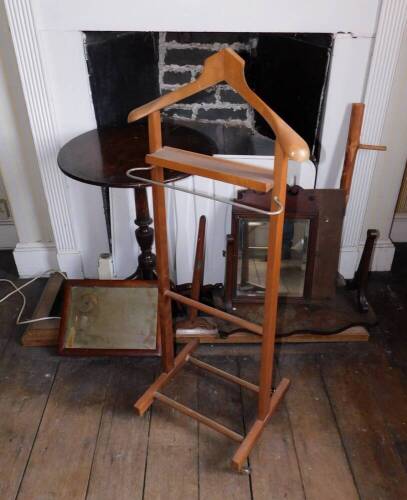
[227,187,319,304]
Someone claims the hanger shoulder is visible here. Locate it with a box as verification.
[128,51,227,123]
[128,48,309,162]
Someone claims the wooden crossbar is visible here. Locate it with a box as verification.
[231,377,290,471]
[134,340,199,416]
[146,146,274,192]
[164,289,263,335]
[189,356,259,393]
[154,391,244,443]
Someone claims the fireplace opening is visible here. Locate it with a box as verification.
[84,31,333,162]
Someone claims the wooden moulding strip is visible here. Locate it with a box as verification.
[231,377,291,471]
[188,356,260,393]
[154,391,244,443]
[134,340,199,416]
[164,289,263,335]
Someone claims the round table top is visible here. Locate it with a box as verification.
[57,121,217,188]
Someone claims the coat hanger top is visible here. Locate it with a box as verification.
[128,48,309,162]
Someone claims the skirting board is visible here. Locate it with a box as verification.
[13,242,58,278]
[339,237,395,279]
[13,242,83,278]
[390,213,407,242]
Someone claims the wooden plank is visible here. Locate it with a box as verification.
[280,353,359,500]
[321,347,407,499]
[146,146,274,192]
[21,273,64,347]
[239,357,305,500]
[17,359,110,500]
[86,359,157,500]
[176,325,369,344]
[143,367,199,500]
[0,352,58,500]
[134,340,198,416]
[197,357,251,500]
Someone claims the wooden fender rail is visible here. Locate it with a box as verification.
[164,289,263,335]
[134,340,290,471]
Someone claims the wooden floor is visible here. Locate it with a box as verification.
[1,247,407,500]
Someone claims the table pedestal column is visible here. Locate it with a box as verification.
[127,186,157,280]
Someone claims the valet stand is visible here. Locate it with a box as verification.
[127,48,309,472]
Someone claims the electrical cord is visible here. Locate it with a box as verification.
[0,270,66,325]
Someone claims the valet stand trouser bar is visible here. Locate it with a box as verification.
[134,110,290,472]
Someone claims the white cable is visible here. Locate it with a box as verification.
[0,270,66,325]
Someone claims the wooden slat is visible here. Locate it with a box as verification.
[196,357,251,500]
[155,392,244,443]
[146,146,274,192]
[281,354,359,500]
[189,356,259,392]
[321,347,407,499]
[134,339,199,416]
[239,358,305,500]
[143,367,199,500]
[16,360,110,500]
[22,273,64,347]
[176,326,369,344]
[86,359,157,500]
[0,352,58,499]
[165,289,263,335]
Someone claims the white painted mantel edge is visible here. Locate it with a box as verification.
[340,0,407,276]
[4,0,83,277]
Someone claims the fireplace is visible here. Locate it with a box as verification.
[5,0,400,281]
[85,31,333,162]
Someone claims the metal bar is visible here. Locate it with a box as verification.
[189,356,260,392]
[134,340,199,416]
[164,289,263,335]
[126,168,283,217]
[359,144,387,151]
[154,391,244,443]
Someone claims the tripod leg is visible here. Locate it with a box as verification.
[258,142,289,419]
[149,111,174,372]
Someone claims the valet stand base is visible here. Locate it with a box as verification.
[134,339,290,472]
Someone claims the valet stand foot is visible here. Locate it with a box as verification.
[134,340,290,472]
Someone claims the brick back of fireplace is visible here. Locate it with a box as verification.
[159,32,257,128]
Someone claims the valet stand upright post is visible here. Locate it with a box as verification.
[127,48,309,472]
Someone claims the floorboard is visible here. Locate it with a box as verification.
[16,359,111,500]
[0,350,58,500]
[143,367,199,500]
[86,358,158,500]
[196,357,251,500]
[321,346,407,500]
[280,353,359,500]
[240,356,305,500]
[0,246,407,499]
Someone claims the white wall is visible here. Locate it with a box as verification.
[363,25,407,259]
[4,0,392,279]
[0,0,55,267]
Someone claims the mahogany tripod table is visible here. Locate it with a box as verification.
[57,121,216,279]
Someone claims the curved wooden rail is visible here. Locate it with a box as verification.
[128,48,309,163]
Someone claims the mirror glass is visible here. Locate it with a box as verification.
[237,218,310,298]
[62,285,158,350]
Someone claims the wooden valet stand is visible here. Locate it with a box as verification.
[126,48,309,472]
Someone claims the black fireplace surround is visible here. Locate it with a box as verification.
[84,31,333,164]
